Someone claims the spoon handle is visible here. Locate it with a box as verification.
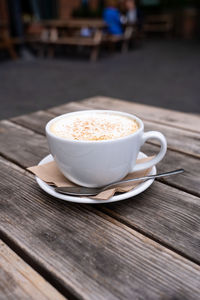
[103,169,184,191]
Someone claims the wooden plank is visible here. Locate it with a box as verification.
[51,37,100,46]
[0,157,200,300]
[11,103,92,135]
[11,110,54,135]
[64,19,106,29]
[0,240,66,300]
[1,119,200,262]
[80,96,200,133]
[47,101,92,115]
[143,120,200,158]
[141,142,200,197]
[42,19,106,29]
[0,120,49,167]
[100,180,200,264]
[11,101,93,136]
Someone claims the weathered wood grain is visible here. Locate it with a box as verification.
[0,120,49,167]
[80,96,200,133]
[141,142,200,197]
[11,110,54,136]
[99,180,200,264]
[2,100,200,299]
[10,101,93,136]
[0,240,66,300]
[0,120,200,264]
[47,101,92,115]
[143,120,200,158]
[0,157,200,300]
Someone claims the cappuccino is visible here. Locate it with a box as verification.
[50,112,139,141]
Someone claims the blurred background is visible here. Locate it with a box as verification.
[0,0,200,119]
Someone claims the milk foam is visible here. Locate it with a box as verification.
[50,113,139,141]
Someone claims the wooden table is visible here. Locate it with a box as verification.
[27,19,135,61]
[1,96,200,299]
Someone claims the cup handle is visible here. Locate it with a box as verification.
[133,131,167,172]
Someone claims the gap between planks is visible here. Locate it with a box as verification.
[0,240,67,300]
[98,204,200,267]
[0,230,79,300]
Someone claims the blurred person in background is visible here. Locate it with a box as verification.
[124,0,143,38]
[103,0,123,35]
[125,0,137,24]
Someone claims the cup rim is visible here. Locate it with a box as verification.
[45,110,144,144]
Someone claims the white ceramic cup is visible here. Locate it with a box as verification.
[46,110,167,187]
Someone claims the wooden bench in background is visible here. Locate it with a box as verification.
[26,19,105,61]
[26,19,136,61]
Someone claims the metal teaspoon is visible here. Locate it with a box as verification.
[55,168,184,196]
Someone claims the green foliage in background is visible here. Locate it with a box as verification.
[72,0,199,18]
[161,0,199,8]
[141,0,199,14]
[73,1,104,18]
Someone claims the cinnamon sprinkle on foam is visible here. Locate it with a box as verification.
[50,113,139,141]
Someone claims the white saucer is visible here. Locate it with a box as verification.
[36,152,156,204]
